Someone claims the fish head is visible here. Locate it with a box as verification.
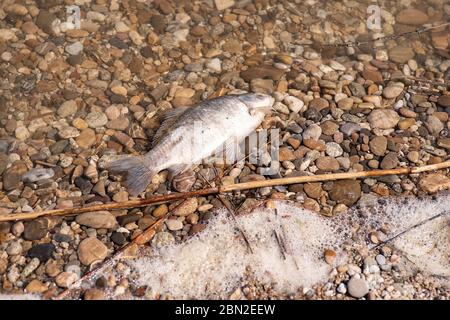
[238,93,275,117]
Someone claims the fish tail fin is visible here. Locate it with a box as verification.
[107,156,156,197]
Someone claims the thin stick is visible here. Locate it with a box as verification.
[368,210,450,251]
[54,198,188,300]
[220,161,450,192]
[0,188,218,222]
[197,171,254,254]
[1,161,449,223]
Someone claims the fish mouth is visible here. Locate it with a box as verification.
[237,94,275,113]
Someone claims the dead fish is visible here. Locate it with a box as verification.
[108,93,275,196]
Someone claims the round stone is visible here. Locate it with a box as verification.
[77,237,108,266]
[302,124,322,140]
[329,180,361,206]
[58,100,78,117]
[85,112,108,128]
[166,219,183,231]
[383,83,404,99]
[325,142,343,157]
[368,109,399,129]
[347,277,369,298]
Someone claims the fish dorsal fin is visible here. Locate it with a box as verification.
[152,106,190,146]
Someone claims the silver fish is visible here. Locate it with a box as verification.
[107,93,275,196]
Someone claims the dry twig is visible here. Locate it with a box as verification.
[1,161,449,223]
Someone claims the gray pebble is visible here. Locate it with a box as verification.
[22,168,55,182]
[347,276,369,298]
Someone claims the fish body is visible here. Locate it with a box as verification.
[108,93,274,196]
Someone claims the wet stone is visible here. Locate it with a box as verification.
[23,219,48,241]
[53,233,72,243]
[380,152,399,170]
[22,168,55,182]
[28,243,55,262]
[368,109,399,129]
[86,112,108,128]
[3,162,27,191]
[76,211,117,229]
[329,180,361,206]
[111,232,127,246]
[50,140,69,154]
[396,9,428,26]
[389,46,415,64]
[78,237,108,266]
[369,136,387,156]
[75,177,93,195]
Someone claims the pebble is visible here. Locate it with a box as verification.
[329,180,361,206]
[22,168,55,182]
[172,198,198,216]
[337,283,347,294]
[111,232,126,246]
[86,112,108,128]
[115,21,130,33]
[66,42,84,56]
[382,83,404,99]
[84,288,105,300]
[325,142,343,157]
[25,280,48,293]
[419,173,450,193]
[207,58,222,73]
[113,191,129,202]
[151,231,175,248]
[302,124,322,141]
[324,249,336,265]
[396,9,428,26]
[7,241,22,255]
[340,123,361,136]
[437,95,450,108]
[369,136,387,156]
[166,219,183,231]
[284,96,305,113]
[78,237,108,266]
[153,204,169,218]
[380,152,399,170]
[55,272,79,288]
[15,126,30,140]
[425,115,444,135]
[76,211,117,229]
[58,100,78,117]
[389,46,414,64]
[58,126,80,139]
[316,157,340,171]
[11,222,24,237]
[28,243,55,262]
[76,129,96,149]
[23,220,48,241]
[376,254,386,266]
[347,277,369,298]
[215,0,235,11]
[368,109,399,129]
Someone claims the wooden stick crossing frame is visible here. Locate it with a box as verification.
[0,160,449,223]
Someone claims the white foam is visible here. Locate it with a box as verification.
[128,192,450,299]
[354,193,450,277]
[0,293,41,300]
[130,202,348,299]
